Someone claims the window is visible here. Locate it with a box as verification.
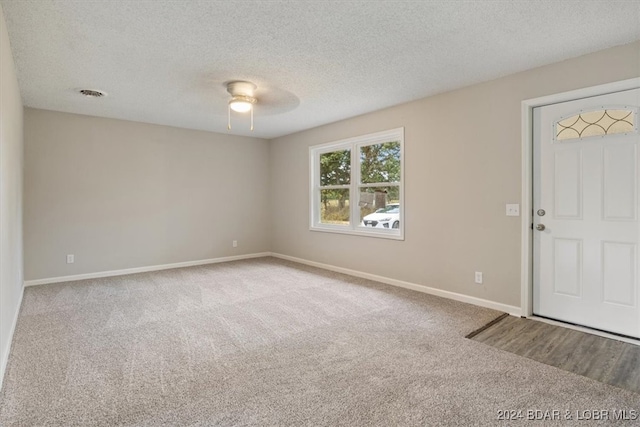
[555,108,636,141]
[310,128,404,239]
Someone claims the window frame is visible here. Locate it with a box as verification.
[309,127,404,240]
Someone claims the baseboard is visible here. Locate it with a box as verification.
[0,283,24,393]
[23,251,522,317]
[23,252,272,286]
[271,253,522,316]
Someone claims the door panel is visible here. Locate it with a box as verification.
[602,242,636,306]
[554,149,582,218]
[533,88,640,338]
[603,144,636,220]
[553,238,582,297]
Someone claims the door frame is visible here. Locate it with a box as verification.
[520,77,640,318]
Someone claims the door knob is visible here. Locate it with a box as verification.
[536,224,546,231]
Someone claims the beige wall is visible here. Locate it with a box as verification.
[0,4,24,389]
[270,42,640,309]
[24,109,270,280]
[19,42,640,307]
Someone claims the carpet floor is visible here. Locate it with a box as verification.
[0,257,638,426]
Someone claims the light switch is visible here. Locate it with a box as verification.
[506,204,520,217]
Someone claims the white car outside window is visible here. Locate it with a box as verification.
[361,204,400,229]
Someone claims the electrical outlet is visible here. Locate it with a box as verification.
[232,240,238,248]
[474,271,483,284]
[506,204,520,216]
[66,254,75,264]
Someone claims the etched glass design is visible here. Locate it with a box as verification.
[556,109,635,141]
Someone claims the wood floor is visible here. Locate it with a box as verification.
[469,316,640,394]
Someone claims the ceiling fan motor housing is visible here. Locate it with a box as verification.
[226,81,256,98]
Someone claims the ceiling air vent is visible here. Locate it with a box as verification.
[79,89,107,98]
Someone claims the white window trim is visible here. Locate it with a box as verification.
[309,127,404,240]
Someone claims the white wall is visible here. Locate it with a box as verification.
[24,109,270,280]
[0,3,24,390]
[269,42,640,310]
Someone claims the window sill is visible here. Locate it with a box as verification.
[309,225,404,241]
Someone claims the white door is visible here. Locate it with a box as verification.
[533,88,640,338]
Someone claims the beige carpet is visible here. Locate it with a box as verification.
[0,257,638,426]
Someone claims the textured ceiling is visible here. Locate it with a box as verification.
[2,1,639,139]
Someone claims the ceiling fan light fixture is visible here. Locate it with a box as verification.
[229,95,256,113]
[226,81,258,131]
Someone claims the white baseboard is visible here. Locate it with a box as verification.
[23,252,272,287]
[22,251,521,317]
[271,253,522,316]
[0,283,24,392]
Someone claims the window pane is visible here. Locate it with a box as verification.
[359,186,400,229]
[320,150,351,186]
[360,142,401,184]
[556,109,635,141]
[320,189,350,225]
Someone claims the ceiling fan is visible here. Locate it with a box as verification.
[211,79,300,133]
